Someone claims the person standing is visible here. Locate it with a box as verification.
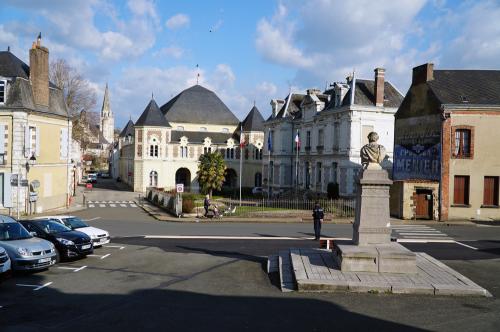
[204,195,210,217]
[312,202,324,240]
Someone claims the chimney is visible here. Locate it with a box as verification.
[306,88,321,96]
[412,63,434,86]
[374,67,385,107]
[29,33,49,107]
[270,99,285,118]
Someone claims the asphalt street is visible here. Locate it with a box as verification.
[1,181,499,331]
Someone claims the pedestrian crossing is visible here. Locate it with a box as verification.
[87,201,138,208]
[392,224,452,242]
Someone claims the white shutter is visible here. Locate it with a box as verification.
[24,125,30,157]
[35,127,40,156]
[60,128,68,159]
[0,125,4,154]
[3,173,13,208]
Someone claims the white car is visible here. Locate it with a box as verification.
[35,216,110,247]
[0,246,11,279]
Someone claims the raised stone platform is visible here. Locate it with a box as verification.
[267,248,491,297]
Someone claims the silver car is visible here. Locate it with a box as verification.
[0,245,11,279]
[0,215,56,271]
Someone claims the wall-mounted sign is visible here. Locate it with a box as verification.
[10,174,18,186]
[20,179,29,187]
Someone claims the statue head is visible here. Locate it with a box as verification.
[367,132,379,143]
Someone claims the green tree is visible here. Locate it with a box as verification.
[197,151,226,198]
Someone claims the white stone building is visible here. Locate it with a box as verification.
[117,85,265,193]
[264,68,403,197]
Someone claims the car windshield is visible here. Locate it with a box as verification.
[32,219,71,234]
[61,217,88,229]
[0,222,32,241]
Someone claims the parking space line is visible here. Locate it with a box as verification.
[88,204,95,208]
[100,254,111,260]
[120,204,127,207]
[57,265,87,272]
[99,204,106,207]
[104,245,125,250]
[130,204,137,207]
[455,241,478,250]
[87,254,111,259]
[16,282,53,291]
[84,217,101,222]
[110,204,116,207]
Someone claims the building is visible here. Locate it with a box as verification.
[0,36,72,214]
[264,68,403,196]
[117,85,265,193]
[391,63,500,221]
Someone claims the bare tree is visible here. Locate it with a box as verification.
[49,58,97,116]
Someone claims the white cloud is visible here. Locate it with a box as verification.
[213,64,236,87]
[153,46,185,59]
[165,14,190,30]
[256,81,278,96]
[128,0,159,24]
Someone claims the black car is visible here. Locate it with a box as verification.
[19,219,93,261]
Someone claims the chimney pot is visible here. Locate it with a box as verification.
[374,67,385,107]
[412,63,434,85]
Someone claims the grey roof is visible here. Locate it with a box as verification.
[0,51,30,79]
[136,99,171,127]
[160,85,239,125]
[241,106,264,132]
[170,130,238,144]
[428,70,500,105]
[0,51,68,118]
[119,119,135,137]
[337,79,403,108]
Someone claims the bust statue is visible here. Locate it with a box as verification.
[360,132,386,169]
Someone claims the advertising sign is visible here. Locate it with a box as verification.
[393,115,441,181]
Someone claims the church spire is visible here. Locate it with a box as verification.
[101,83,111,117]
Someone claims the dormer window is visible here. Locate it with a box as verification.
[0,80,6,104]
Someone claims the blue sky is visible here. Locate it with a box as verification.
[1,0,500,129]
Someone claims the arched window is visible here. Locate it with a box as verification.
[149,171,158,187]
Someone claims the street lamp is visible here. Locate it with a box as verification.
[25,154,37,173]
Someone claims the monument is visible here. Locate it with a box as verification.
[333,132,417,273]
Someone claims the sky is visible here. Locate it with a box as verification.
[1,0,500,129]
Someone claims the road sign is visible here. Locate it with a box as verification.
[10,174,18,186]
[20,179,28,187]
[29,192,38,202]
[176,183,184,193]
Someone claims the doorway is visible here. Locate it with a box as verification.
[415,189,433,219]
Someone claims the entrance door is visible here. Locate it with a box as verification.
[415,189,432,219]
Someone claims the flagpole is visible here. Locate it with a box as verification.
[267,129,271,200]
[295,129,299,191]
[239,124,243,207]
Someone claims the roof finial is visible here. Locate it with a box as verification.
[7,46,10,52]
[253,100,256,107]
[196,64,200,85]
[151,91,154,100]
[37,32,42,46]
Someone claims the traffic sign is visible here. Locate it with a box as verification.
[176,183,184,193]
[20,179,29,187]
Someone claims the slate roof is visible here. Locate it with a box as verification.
[160,85,239,125]
[334,79,403,108]
[428,70,500,105]
[170,130,238,144]
[136,99,171,127]
[241,106,264,132]
[0,51,30,79]
[0,50,68,118]
[119,119,135,137]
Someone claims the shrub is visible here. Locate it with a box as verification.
[327,182,340,199]
[182,198,194,213]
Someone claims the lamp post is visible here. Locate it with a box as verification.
[17,154,36,219]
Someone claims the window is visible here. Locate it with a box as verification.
[333,123,340,149]
[226,147,234,159]
[149,138,158,157]
[149,171,158,187]
[453,175,470,205]
[317,162,322,184]
[483,176,499,206]
[204,146,212,154]
[331,162,338,183]
[318,129,324,147]
[180,146,188,158]
[0,80,5,104]
[454,129,471,158]
[306,131,311,148]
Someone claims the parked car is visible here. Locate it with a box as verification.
[0,246,11,280]
[252,187,263,195]
[19,219,93,262]
[36,216,110,247]
[87,174,97,183]
[0,215,56,271]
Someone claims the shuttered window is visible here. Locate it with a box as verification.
[483,176,499,206]
[453,175,470,205]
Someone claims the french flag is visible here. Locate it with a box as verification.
[295,130,300,148]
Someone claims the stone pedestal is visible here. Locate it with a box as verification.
[352,169,392,245]
[334,168,417,274]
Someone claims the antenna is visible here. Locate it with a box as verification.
[196,64,200,84]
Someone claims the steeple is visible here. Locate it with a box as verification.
[101,83,111,117]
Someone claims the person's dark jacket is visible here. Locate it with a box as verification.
[204,198,210,208]
[312,206,324,220]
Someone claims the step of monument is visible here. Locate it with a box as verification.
[267,254,279,274]
[278,250,296,292]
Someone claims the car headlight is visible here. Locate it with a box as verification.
[90,234,97,239]
[56,238,75,246]
[17,247,32,257]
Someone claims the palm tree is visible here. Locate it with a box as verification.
[197,151,226,198]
